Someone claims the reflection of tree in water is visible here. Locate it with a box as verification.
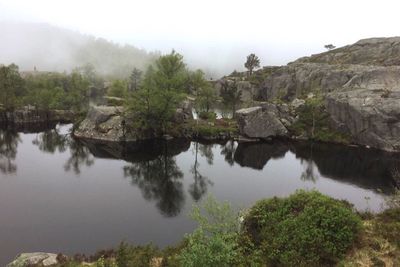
[221,140,237,166]
[0,129,21,174]
[299,143,319,183]
[123,146,185,217]
[64,139,95,175]
[30,125,94,174]
[32,128,68,153]
[190,142,213,202]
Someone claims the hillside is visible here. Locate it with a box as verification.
[0,21,159,78]
[294,37,400,66]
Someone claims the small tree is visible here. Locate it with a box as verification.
[108,80,128,98]
[129,68,142,92]
[196,85,216,113]
[220,80,242,118]
[324,44,336,50]
[244,53,260,76]
[0,64,25,111]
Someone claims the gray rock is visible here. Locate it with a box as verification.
[326,89,400,152]
[235,104,289,139]
[7,252,60,267]
[290,98,306,110]
[295,37,400,66]
[258,63,400,101]
[74,105,129,142]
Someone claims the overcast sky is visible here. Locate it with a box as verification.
[1,0,400,72]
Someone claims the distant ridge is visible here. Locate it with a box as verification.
[0,21,159,78]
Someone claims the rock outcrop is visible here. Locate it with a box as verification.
[235,103,298,139]
[74,105,130,142]
[7,252,61,267]
[326,89,400,152]
[258,63,400,101]
[0,107,75,125]
[295,37,400,66]
[232,37,400,152]
[74,101,193,142]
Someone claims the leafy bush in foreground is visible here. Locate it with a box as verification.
[243,190,362,266]
[178,195,239,267]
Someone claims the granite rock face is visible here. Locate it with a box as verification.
[235,103,296,139]
[0,107,75,125]
[74,105,127,142]
[258,63,400,101]
[326,89,400,152]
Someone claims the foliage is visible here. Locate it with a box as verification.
[289,96,351,143]
[129,67,142,92]
[219,80,242,118]
[107,79,128,98]
[0,63,25,110]
[115,242,159,267]
[198,111,216,121]
[324,44,336,50]
[244,53,261,76]
[195,84,217,113]
[187,69,209,94]
[243,190,362,266]
[178,195,240,267]
[126,52,187,133]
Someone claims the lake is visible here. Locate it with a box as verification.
[0,124,398,265]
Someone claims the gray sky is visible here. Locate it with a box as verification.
[1,0,400,73]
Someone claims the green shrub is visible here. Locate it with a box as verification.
[178,195,240,267]
[198,111,216,121]
[243,190,362,266]
[112,242,159,267]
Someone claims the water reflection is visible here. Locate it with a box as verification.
[64,139,95,175]
[123,142,186,217]
[221,140,237,166]
[234,141,288,170]
[32,127,68,153]
[291,142,400,193]
[189,142,213,202]
[0,129,20,174]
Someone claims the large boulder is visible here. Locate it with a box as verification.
[7,252,61,267]
[235,104,291,139]
[326,89,400,152]
[74,105,127,142]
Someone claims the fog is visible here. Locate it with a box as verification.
[1,0,400,78]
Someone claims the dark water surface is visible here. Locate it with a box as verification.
[0,124,399,265]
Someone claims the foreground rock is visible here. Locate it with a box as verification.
[7,252,61,267]
[326,89,400,152]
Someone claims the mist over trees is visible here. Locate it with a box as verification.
[0,21,159,79]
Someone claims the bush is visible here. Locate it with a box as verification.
[178,195,240,267]
[243,190,362,266]
[198,111,217,121]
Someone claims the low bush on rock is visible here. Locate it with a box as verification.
[243,190,362,266]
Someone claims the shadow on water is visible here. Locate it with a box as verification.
[232,140,400,194]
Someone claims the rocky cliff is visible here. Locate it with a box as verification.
[235,37,400,152]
